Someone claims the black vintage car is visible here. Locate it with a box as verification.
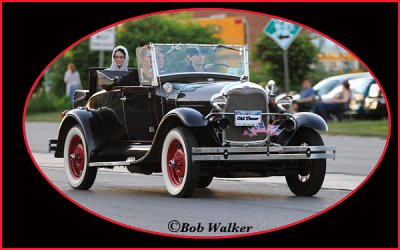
[49,43,336,198]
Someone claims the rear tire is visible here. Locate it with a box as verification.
[161,127,199,198]
[64,125,97,190]
[285,128,326,196]
[197,176,213,188]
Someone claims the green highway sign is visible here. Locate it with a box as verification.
[264,18,302,50]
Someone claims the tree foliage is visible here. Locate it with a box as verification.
[118,13,220,67]
[252,33,318,92]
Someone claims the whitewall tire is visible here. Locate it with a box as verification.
[161,127,199,198]
[64,126,97,190]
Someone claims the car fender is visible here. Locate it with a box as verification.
[293,112,328,131]
[164,107,208,127]
[274,112,327,146]
[54,108,109,161]
[139,108,209,164]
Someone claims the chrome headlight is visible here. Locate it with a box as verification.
[210,93,227,111]
[276,93,293,112]
[162,82,173,93]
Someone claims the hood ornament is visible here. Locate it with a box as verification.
[242,85,251,91]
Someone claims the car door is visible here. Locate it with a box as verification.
[87,88,131,142]
[122,86,158,141]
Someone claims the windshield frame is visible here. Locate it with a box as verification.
[149,43,249,85]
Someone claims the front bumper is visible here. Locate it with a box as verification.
[192,145,335,161]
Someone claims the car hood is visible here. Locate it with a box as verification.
[175,81,239,103]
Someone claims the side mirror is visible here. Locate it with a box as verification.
[266,80,276,96]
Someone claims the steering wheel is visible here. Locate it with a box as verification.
[212,63,230,68]
[204,63,230,73]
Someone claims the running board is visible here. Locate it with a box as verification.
[89,145,151,167]
[89,157,136,167]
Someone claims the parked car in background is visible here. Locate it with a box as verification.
[313,72,370,96]
[320,75,387,119]
[292,72,370,108]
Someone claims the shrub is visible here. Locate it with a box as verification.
[27,91,71,115]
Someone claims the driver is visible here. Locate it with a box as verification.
[185,47,212,72]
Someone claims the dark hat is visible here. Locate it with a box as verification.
[187,47,207,56]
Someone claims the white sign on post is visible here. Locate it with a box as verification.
[264,19,302,50]
[90,27,116,51]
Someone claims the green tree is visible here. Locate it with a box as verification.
[117,13,220,67]
[252,33,318,92]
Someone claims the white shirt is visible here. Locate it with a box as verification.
[64,70,81,96]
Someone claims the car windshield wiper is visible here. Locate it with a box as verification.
[215,44,242,52]
[164,43,183,55]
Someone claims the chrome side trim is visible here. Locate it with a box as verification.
[89,158,136,167]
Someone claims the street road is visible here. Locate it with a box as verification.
[25,122,387,236]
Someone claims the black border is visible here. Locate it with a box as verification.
[2,2,398,247]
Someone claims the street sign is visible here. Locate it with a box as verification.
[90,27,115,51]
[264,19,302,50]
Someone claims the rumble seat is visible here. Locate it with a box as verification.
[115,68,140,86]
[89,67,140,96]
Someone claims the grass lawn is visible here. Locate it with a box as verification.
[322,119,389,138]
[26,112,390,138]
[25,111,62,123]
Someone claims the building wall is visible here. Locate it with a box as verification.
[189,10,272,50]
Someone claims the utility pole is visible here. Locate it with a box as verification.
[283,50,289,92]
[264,19,302,92]
[99,50,104,67]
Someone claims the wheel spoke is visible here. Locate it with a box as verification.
[68,135,85,179]
[166,139,186,187]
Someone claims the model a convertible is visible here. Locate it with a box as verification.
[49,43,335,198]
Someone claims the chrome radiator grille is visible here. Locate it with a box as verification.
[224,92,268,143]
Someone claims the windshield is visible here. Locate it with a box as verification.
[136,44,248,85]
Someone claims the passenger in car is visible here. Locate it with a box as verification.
[313,81,351,121]
[137,46,154,85]
[155,47,167,74]
[107,45,129,71]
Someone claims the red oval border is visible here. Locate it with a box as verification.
[22,7,392,239]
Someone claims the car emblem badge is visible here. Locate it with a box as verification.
[242,86,251,91]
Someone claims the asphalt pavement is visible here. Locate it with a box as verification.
[24,121,387,236]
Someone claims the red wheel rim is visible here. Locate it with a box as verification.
[166,139,186,187]
[68,135,85,179]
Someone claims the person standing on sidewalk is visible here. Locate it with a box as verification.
[64,62,82,103]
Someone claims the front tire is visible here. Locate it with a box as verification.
[161,127,199,198]
[64,125,97,190]
[285,127,326,196]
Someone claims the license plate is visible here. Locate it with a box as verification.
[234,110,262,126]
